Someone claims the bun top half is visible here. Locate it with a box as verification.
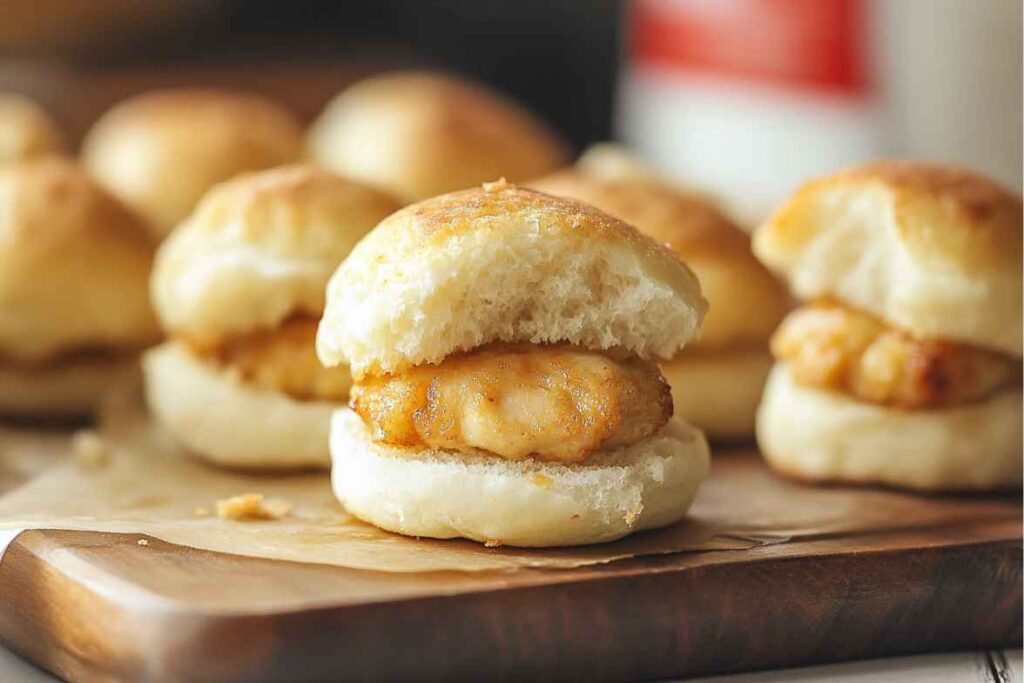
[317,181,707,378]
[152,164,402,344]
[0,158,158,360]
[82,88,304,238]
[531,148,789,350]
[0,94,64,165]
[754,161,1022,356]
[307,72,570,202]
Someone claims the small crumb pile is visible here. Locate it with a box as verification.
[215,493,292,521]
[72,430,109,469]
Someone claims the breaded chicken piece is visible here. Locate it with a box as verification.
[186,316,351,401]
[352,344,672,462]
[772,301,1019,409]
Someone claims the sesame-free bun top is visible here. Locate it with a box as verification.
[317,181,707,378]
[307,72,570,202]
[754,161,1023,356]
[531,157,788,350]
[0,94,64,165]
[82,88,304,238]
[0,158,158,361]
[152,164,402,344]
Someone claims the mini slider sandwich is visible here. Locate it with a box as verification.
[0,158,157,418]
[0,94,64,165]
[754,162,1022,491]
[317,181,711,546]
[532,146,790,439]
[145,165,401,468]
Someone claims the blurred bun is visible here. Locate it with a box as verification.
[330,409,710,546]
[144,342,333,469]
[0,158,158,362]
[757,363,1022,491]
[0,355,136,419]
[82,88,304,237]
[754,161,1022,356]
[152,164,401,345]
[307,72,569,201]
[0,94,64,165]
[317,181,707,377]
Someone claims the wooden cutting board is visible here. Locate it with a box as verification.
[0,451,1019,682]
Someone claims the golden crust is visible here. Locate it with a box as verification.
[0,158,158,361]
[530,168,789,348]
[0,95,64,165]
[82,88,304,237]
[754,160,1022,355]
[307,71,570,201]
[152,164,401,343]
[352,344,671,463]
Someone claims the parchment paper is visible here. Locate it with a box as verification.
[0,392,1016,573]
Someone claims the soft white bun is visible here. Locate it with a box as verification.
[756,363,1022,491]
[0,158,158,362]
[330,409,710,547]
[82,88,304,238]
[307,71,569,202]
[754,161,1023,356]
[143,342,336,469]
[152,164,401,344]
[0,355,137,419]
[318,182,707,377]
[661,349,773,440]
[0,94,64,165]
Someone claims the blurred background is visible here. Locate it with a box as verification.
[1,0,1020,224]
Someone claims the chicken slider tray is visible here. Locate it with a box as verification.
[0,422,1018,682]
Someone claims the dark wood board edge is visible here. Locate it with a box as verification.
[0,534,1019,682]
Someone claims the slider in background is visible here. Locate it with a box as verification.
[317,181,710,547]
[531,145,790,440]
[307,71,570,202]
[754,161,1022,491]
[0,94,65,165]
[145,164,402,469]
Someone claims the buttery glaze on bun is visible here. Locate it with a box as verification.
[0,94,64,165]
[754,161,1023,356]
[307,72,570,202]
[530,146,789,438]
[83,88,304,238]
[319,181,711,546]
[0,158,158,417]
[145,164,401,468]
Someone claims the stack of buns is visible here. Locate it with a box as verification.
[531,146,789,439]
[316,181,711,546]
[146,164,401,468]
[754,162,1022,491]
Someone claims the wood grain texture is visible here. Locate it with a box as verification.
[0,453,1019,682]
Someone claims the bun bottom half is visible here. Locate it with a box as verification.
[661,348,773,441]
[143,342,338,469]
[0,355,138,419]
[757,363,1022,491]
[330,409,710,547]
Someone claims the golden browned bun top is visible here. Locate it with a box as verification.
[0,158,158,360]
[317,180,707,377]
[530,149,789,350]
[82,88,304,238]
[0,94,64,165]
[754,160,1022,356]
[152,164,402,343]
[307,71,570,202]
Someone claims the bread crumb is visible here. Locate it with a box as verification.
[136,539,149,547]
[72,430,109,469]
[484,539,503,548]
[570,514,581,521]
[482,177,509,192]
[530,474,553,488]
[194,507,210,518]
[216,493,292,521]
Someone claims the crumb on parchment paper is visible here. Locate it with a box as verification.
[194,507,210,518]
[216,493,292,521]
[137,539,149,547]
[72,430,109,469]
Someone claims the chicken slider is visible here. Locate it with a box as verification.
[317,181,711,546]
[754,162,1022,491]
[145,165,401,468]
